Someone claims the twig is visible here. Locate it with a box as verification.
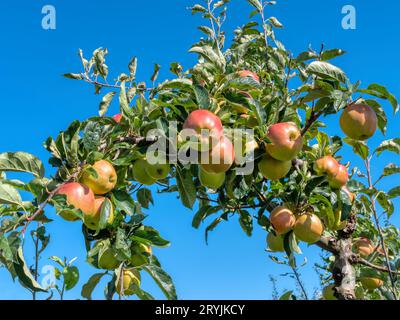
[353,255,400,275]
[301,109,323,136]
[315,236,338,255]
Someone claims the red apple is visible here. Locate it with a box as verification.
[56,182,95,221]
[112,114,122,123]
[200,136,235,173]
[314,156,339,178]
[265,122,303,161]
[329,164,349,189]
[269,205,296,235]
[294,214,323,244]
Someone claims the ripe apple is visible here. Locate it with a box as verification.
[353,238,374,257]
[56,182,95,221]
[98,245,120,270]
[265,122,303,161]
[84,196,115,230]
[144,162,171,180]
[258,154,291,180]
[313,156,339,177]
[269,206,296,235]
[266,232,285,252]
[130,243,153,267]
[340,104,377,140]
[329,164,349,189]
[322,285,337,300]
[116,269,141,296]
[199,166,225,189]
[112,113,122,123]
[359,277,383,291]
[131,159,157,185]
[200,136,235,173]
[294,214,323,244]
[182,109,223,150]
[81,160,118,195]
[238,70,260,83]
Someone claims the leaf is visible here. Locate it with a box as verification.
[99,92,116,117]
[387,186,400,199]
[343,138,369,159]
[381,163,400,178]
[13,247,47,293]
[151,63,161,83]
[375,138,400,156]
[128,57,138,79]
[306,61,347,83]
[193,85,210,109]
[63,73,83,80]
[268,17,283,28]
[192,205,220,228]
[191,4,207,14]
[63,266,79,291]
[0,182,23,206]
[320,49,346,61]
[111,190,137,215]
[376,191,394,217]
[119,81,133,117]
[137,188,154,209]
[143,264,177,300]
[365,99,387,135]
[247,0,262,12]
[98,197,113,231]
[0,152,45,178]
[279,290,294,300]
[359,84,399,113]
[131,226,170,247]
[81,273,106,300]
[239,210,253,236]
[176,167,196,209]
[189,45,226,71]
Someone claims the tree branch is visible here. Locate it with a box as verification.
[352,255,400,275]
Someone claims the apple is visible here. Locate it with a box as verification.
[269,206,296,235]
[342,186,356,203]
[294,214,323,244]
[98,245,120,270]
[56,182,95,221]
[199,166,225,189]
[359,277,383,291]
[81,160,118,195]
[112,113,122,123]
[258,154,291,180]
[353,238,374,257]
[340,104,377,140]
[329,164,349,189]
[265,122,303,161]
[131,159,157,185]
[144,162,171,180]
[200,136,235,173]
[130,243,153,267]
[322,285,337,300]
[116,269,141,296]
[313,156,339,177]
[182,109,223,150]
[84,196,115,230]
[238,70,260,83]
[266,232,285,252]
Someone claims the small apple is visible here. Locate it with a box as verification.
[199,166,225,189]
[98,245,120,271]
[359,277,383,291]
[56,182,95,221]
[238,70,260,83]
[182,109,223,150]
[322,285,337,300]
[200,136,235,174]
[112,113,122,123]
[294,214,323,244]
[81,160,118,195]
[144,162,171,180]
[132,159,157,185]
[116,269,141,296]
[314,156,339,178]
[265,122,303,161]
[130,243,153,267]
[353,238,374,257]
[266,232,285,252]
[258,154,291,180]
[340,104,377,140]
[329,164,349,189]
[269,206,296,235]
[84,196,114,230]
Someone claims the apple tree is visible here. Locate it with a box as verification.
[1,0,400,300]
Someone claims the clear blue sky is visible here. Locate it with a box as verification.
[0,0,399,300]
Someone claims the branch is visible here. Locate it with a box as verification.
[352,255,400,275]
[315,236,338,255]
[301,109,323,136]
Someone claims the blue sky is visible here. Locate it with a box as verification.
[0,0,399,300]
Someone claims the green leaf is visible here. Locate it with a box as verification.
[306,61,347,83]
[192,205,220,228]
[279,290,294,300]
[137,188,154,209]
[343,138,369,159]
[81,272,106,300]
[131,226,170,247]
[63,266,79,291]
[388,186,400,199]
[151,63,161,83]
[176,167,196,209]
[365,99,387,135]
[191,4,207,14]
[13,247,47,293]
[0,152,44,178]
[98,197,113,231]
[247,0,262,12]
[99,92,116,117]
[359,84,399,113]
[382,163,400,178]
[189,45,226,71]
[375,138,400,156]
[111,191,137,215]
[119,81,133,117]
[239,210,253,236]
[63,73,83,80]
[320,49,346,61]
[0,182,23,206]
[143,264,177,300]
[193,85,210,109]
[376,191,394,217]
[268,17,283,28]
